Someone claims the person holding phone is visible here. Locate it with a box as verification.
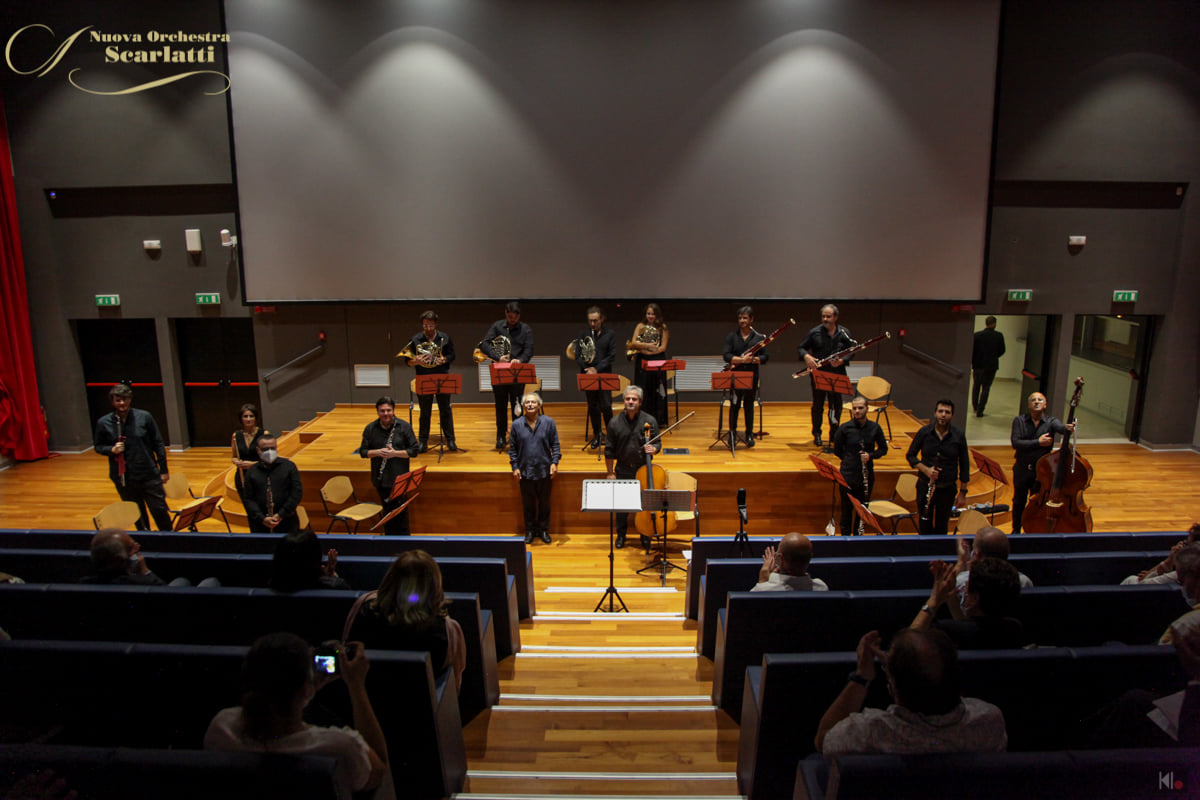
[205,632,391,800]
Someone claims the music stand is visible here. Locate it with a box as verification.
[710,371,754,456]
[634,488,694,586]
[810,454,849,534]
[848,494,885,536]
[371,466,427,531]
[644,359,686,429]
[577,373,621,457]
[490,362,538,421]
[811,370,854,453]
[415,374,462,462]
[172,495,221,532]
[583,479,643,612]
[971,449,1009,523]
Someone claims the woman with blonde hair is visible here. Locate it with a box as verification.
[343,550,465,692]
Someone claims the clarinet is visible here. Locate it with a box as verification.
[920,455,942,526]
[378,423,395,480]
[266,473,275,518]
[858,442,869,535]
[115,415,126,488]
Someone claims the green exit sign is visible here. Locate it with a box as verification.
[195,292,221,305]
[1007,289,1033,302]
[1113,290,1139,303]
[94,294,121,307]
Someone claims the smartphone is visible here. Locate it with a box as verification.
[312,643,339,675]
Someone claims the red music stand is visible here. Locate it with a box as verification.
[644,359,685,428]
[577,373,621,455]
[809,453,850,534]
[491,362,537,386]
[171,495,222,532]
[848,494,884,536]
[415,374,461,461]
[710,371,754,455]
[971,449,1009,523]
[811,369,853,451]
[373,465,428,531]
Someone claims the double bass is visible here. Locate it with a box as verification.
[634,422,676,550]
[1022,377,1094,533]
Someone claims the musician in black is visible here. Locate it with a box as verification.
[481,301,534,450]
[722,306,768,447]
[833,396,888,535]
[797,304,854,447]
[629,303,670,426]
[1010,391,1074,534]
[93,383,172,531]
[358,397,419,535]
[604,386,661,550]
[905,399,971,535]
[575,305,618,449]
[971,316,1006,417]
[243,436,303,534]
[409,310,456,452]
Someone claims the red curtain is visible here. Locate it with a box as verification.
[0,96,49,461]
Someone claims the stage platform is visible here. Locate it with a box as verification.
[206,402,1013,538]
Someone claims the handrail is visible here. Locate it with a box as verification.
[263,340,326,383]
[896,331,964,378]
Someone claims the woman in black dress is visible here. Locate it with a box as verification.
[231,403,268,498]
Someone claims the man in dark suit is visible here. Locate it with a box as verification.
[971,316,1005,417]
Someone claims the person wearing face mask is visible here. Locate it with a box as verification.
[82,528,219,587]
[243,436,304,533]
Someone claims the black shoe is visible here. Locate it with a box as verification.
[976,410,984,418]
[640,534,651,551]
[446,439,457,452]
[589,437,601,450]
[418,440,429,453]
[814,434,823,447]
[615,534,626,549]
[540,530,551,544]
[745,432,755,448]
[524,531,534,544]
[496,436,506,450]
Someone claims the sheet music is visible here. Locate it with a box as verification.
[582,479,642,512]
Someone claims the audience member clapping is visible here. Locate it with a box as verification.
[751,532,829,592]
[269,530,349,592]
[342,550,465,692]
[1122,523,1200,587]
[204,632,390,800]
[953,526,1033,603]
[815,627,1007,756]
[82,528,219,587]
[913,557,1026,649]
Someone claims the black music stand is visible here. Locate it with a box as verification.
[490,362,538,423]
[812,369,854,453]
[971,449,1009,524]
[634,487,694,586]
[584,479,642,612]
[644,359,686,428]
[415,374,461,462]
[371,466,427,532]
[172,495,221,532]
[710,371,754,456]
[577,373,621,458]
[810,453,850,535]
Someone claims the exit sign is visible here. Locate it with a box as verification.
[94,294,121,307]
[1113,290,1138,303]
[1007,289,1033,302]
[195,292,221,305]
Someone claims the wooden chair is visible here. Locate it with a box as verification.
[319,476,382,534]
[665,370,681,425]
[867,473,919,534]
[610,374,633,413]
[92,501,142,531]
[163,472,230,532]
[666,470,700,536]
[856,374,893,440]
[296,505,311,531]
[955,508,990,536]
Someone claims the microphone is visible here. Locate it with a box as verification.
[737,487,747,525]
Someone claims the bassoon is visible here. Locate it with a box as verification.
[793,332,891,379]
[722,318,796,371]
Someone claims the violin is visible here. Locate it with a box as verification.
[1022,377,1094,533]
[634,422,677,548]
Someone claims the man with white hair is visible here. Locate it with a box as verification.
[509,393,560,544]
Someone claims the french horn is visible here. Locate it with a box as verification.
[397,340,442,367]
[566,336,596,364]
[625,324,660,360]
[473,334,512,363]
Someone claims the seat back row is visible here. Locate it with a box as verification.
[0,529,536,619]
[739,644,1188,800]
[713,584,1190,719]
